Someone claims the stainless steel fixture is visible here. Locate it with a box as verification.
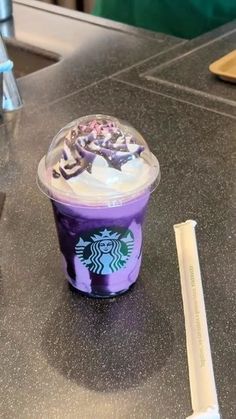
[0,0,12,22]
[0,33,23,112]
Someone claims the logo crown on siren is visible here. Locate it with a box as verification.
[91,228,121,242]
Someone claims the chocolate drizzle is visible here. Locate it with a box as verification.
[52,169,60,179]
[54,118,144,180]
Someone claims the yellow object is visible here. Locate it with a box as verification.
[209,50,236,83]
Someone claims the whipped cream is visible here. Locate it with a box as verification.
[51,118,153,198]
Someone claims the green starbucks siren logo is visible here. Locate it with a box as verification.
[75,228,134,275]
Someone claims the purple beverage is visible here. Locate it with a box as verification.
[37,115,160,297]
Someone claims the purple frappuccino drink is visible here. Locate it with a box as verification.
[37,115,160,297]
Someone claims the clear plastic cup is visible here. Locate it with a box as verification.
[37,115,160,298]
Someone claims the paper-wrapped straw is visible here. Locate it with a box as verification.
[174,220,220,419]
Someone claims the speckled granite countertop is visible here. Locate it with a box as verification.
[0,2,235,418]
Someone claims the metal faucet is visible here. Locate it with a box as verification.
[0,0,12,22]
[0,33,22,113]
